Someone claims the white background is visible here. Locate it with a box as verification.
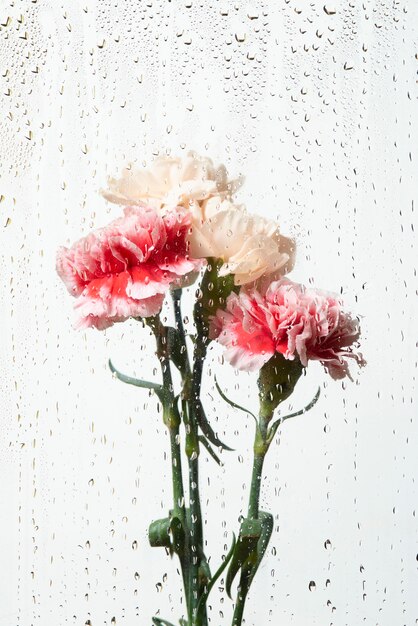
[1,1,417,625]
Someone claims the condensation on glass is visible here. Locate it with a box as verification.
[0,2,416,625]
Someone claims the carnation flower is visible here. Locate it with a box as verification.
[56,206,201,330]
[189,205,295,285]
[211,279,365,379]
[101,151,242,213]
[102,153,294,286]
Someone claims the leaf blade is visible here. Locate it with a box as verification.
[148,516,185,557]
[215,377,257,422]
[247,511,274,586]
[226,518,262,598]
[195,399,234,452]
[196,534,236,620]
[267,387,321,443]
[281,386,321,420]
[198,435,223,466]
[109,359,164,400]
[152,618,177,626]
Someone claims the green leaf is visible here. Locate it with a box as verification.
[281,386,321,420]
[148,516,185,556]
[109,359,164,401]
[267,387,321,444]
[169,516,185,556]
[196,533,236,620]
[226,518,262,598]
[247,511,274,586]
[226,513,274,599]
[148,517,172,549]
[198,435,223,466]
[215,377,257,422]
[195,399,234,452]
[152,618,176,626]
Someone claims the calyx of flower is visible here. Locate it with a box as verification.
[258,352,304,420]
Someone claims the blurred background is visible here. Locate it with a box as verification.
[0,1,417,624]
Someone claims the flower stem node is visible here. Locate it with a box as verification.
[185,431,200,460]
[198,562,211,591]
[163,401,181,430]
[253,429,269,456]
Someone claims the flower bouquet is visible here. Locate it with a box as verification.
[56,152,364,626]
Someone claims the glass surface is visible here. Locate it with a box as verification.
[1,2,417,625]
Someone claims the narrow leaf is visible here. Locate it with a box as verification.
[195,400,234,452]
[196,534,236,620]
[231,511,274,606]
[280,386,321,420]
[267,420,282,446]
[198,435,223,466]
[226,518,262,598]
[267,387,321,443]
[247,511,274,586]
[215,377,257,422]
[109,359,164,401]
[152,618,176,626]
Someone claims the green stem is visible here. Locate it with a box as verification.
[232,591,247,626]
[247,453,266,520]
[172,289,190,371]
[172,291,209,626]
[187,342,207,626]
[169,426,185,520]
[188,455,201,625]
[232,453,265,625]
[153,320,186,518]
[149,316,189,613]
[232,414,271,626]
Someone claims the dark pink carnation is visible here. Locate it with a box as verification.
[57,205,201,329]
[210,279,365,380]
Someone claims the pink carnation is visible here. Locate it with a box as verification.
[57,205,201,329]
[210,279,365,380]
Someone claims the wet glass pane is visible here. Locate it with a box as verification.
[1,2,416,625]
